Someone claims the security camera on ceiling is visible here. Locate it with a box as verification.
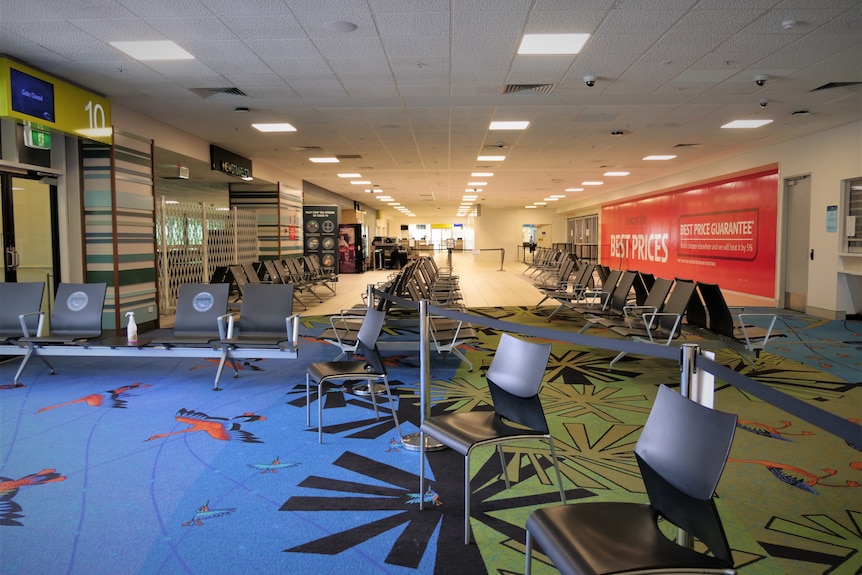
[753,74,769,87]
[584,75,596,87]
[760,98,769,107]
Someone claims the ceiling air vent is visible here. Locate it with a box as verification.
[503,83,555,95]
[335,154,363,160]
[812,82,862,91]
[673,143,702,148]
[190,87,249,99]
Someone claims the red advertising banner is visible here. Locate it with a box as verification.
[601,169,778,297]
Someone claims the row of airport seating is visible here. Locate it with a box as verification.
[0,281,300,390]
[533,265,779,366]
[210,254,337,311]
[318,256,479,370]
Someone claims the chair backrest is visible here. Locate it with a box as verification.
[486,333,552,433]
[696,282,735,337]
[262,259,284,284]
[632,272,655,305]
[641,277,674,310]
[0,282,45,337]
[606,271,637,312]
[657,280,696,332]
[236,283,294,337]
[675,277,708,328]
[634,385,737,566]
[173,283,229,336]
[571,262,595,288]
[50,283,107,338]
[355,308,387,373]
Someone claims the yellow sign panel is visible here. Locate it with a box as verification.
[430,223,452,229]
[0,57,112,144]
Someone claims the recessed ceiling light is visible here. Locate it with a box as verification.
[323,20,358,33]
[489,121,530,130]
[388,202,400,206]
[544,198,559,201]
[110,40,194,60]
[550,195,566,198]
[643,155,677,161]
[565,187,584,192]
[582,181,604,186]
[525,205,538,209]
[252,123,297,132]
[338,173,362,178]
[534,202,547,205]
[350,180,371,185]
[721,119,773,129]
[471,172,494,177]
[310,157,339,163]
[463,195,478,200]
[604,171,630,176]
[517,33,590,55]
[477,155,505,161]
[467,181,487,186]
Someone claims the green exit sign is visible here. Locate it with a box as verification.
[23,125,51,149]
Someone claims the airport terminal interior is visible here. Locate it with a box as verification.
[1,1,861,574]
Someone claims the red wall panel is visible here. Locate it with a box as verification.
[601,169,778,297]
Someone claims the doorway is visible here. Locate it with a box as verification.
[783,174,811,312]
[1,173,60,308]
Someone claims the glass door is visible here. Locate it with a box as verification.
[1,173,59,307]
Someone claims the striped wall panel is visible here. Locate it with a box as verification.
[229,183,303,259]
[81,132,156,334]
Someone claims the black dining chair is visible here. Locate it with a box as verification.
[419,332,566,544]
[524,384,738,575]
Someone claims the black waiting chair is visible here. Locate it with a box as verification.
[213,283,296,391]
[14,282,107,386]
[524,384,738,575]
[305,307,402,444]
[419,333,566,544]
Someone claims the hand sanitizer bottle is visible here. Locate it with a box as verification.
[126,311,138,344]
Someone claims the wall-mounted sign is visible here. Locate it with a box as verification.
[0,57,112,144]
[602,168,778,297]
[210,144,253,180]
[23,124,51,149]
[303,205,338,271]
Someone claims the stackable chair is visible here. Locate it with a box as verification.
[213,283,296,390]
[306,308,402,444]
[14,282,107,386]
[419,333,566,544]
[525,384,738,575]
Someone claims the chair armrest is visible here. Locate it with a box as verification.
[286,314,300,351]
[622,305,657,327]
[217,312,238,339]
[641,311,683,345]
[18,311,45,337]
[735,312,778,349]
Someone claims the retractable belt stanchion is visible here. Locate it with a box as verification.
[402,298,444,452]
[676,343,700,550]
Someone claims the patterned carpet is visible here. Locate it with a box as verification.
[0,306,859,574]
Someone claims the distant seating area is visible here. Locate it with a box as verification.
[530,264,781,365]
